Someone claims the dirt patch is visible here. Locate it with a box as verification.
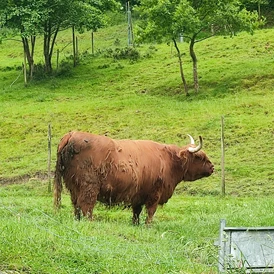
[0,171,54,186]
[0,271,20,274]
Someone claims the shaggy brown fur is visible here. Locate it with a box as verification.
[54,131,214,224]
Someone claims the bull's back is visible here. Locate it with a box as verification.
[114,139,166,180]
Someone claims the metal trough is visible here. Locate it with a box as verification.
[218,219,274,273]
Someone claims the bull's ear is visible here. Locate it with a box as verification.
[178,149,188,160]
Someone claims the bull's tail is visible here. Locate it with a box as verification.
[54,132,73,209]
[54,154,63,209]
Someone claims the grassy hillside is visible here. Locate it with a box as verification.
[1,25,274,196]
[1,22,274,274]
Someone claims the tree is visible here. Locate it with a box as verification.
[0,0,47,78]
[137,0,261,94]
[0,0,118,78]
[70,0,117,67]
[241,0,269,19]
[136,0,189,95]
[42,0,118,73]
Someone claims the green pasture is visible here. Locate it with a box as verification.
[0,21,274,273]
[1,181,274,273]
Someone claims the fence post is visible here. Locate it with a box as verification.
[218,219,227,273]
[221,116,225,196]
[47,124,52,193]
[91,31,94,55]
[126,1,134,46]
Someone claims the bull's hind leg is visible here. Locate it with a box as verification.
[132,204,143,225]
[70,190,81,220]
[77,184,99,220]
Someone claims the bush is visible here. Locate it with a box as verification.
[113,47,140,61]
[55,60,73,77]
[103,47,140,62]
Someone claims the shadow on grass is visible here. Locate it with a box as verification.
[142,72,274,101]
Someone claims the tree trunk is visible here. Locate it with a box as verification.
[21,36,35,80]
[44,21,59,74]
[44,22,52,74]
[189,36,198,93]
[49,28,59,70]
[30,36,36,79]
[72,26,77,67]
[172,38,188,96]
[258,2,261,19]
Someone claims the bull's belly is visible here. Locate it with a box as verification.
[97,193,132,206]
[97,182,142,206]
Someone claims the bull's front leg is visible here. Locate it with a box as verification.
[145,177,162,224]
[132,204,143,225]
[75,206,81,220]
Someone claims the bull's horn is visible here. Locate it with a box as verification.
[187,134,195,145]
[188,136,203,153]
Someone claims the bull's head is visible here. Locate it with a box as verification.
[179,135,214,181]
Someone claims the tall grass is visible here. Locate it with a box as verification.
[2,180,274,273]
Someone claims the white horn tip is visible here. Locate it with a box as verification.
[188,135,203,153]
[187,134,195,145]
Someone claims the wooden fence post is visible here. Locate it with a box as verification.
[221,116,225,196]
[126,1,134,46]
[91,31,94,55]
[47,124,52,193]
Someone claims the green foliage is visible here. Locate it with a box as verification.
[136,0,263,93]
[0,0,118,36]
[104,46,141,61]
[72,0,120,33]
[0,0,46,36]
[136,0,177,42]
[136,0,261,43]
[0,0,120,77]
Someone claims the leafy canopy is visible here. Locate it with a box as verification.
[0,0,119,39]
[136,0,261,43]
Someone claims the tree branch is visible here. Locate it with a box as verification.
[2,38,22,43]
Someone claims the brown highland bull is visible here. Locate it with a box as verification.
[54,131,214,224]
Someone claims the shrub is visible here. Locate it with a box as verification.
[103,47,140,62]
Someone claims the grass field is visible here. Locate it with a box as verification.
[1,26,274,195]
[2,180,274,273]
[1,19,274,273]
